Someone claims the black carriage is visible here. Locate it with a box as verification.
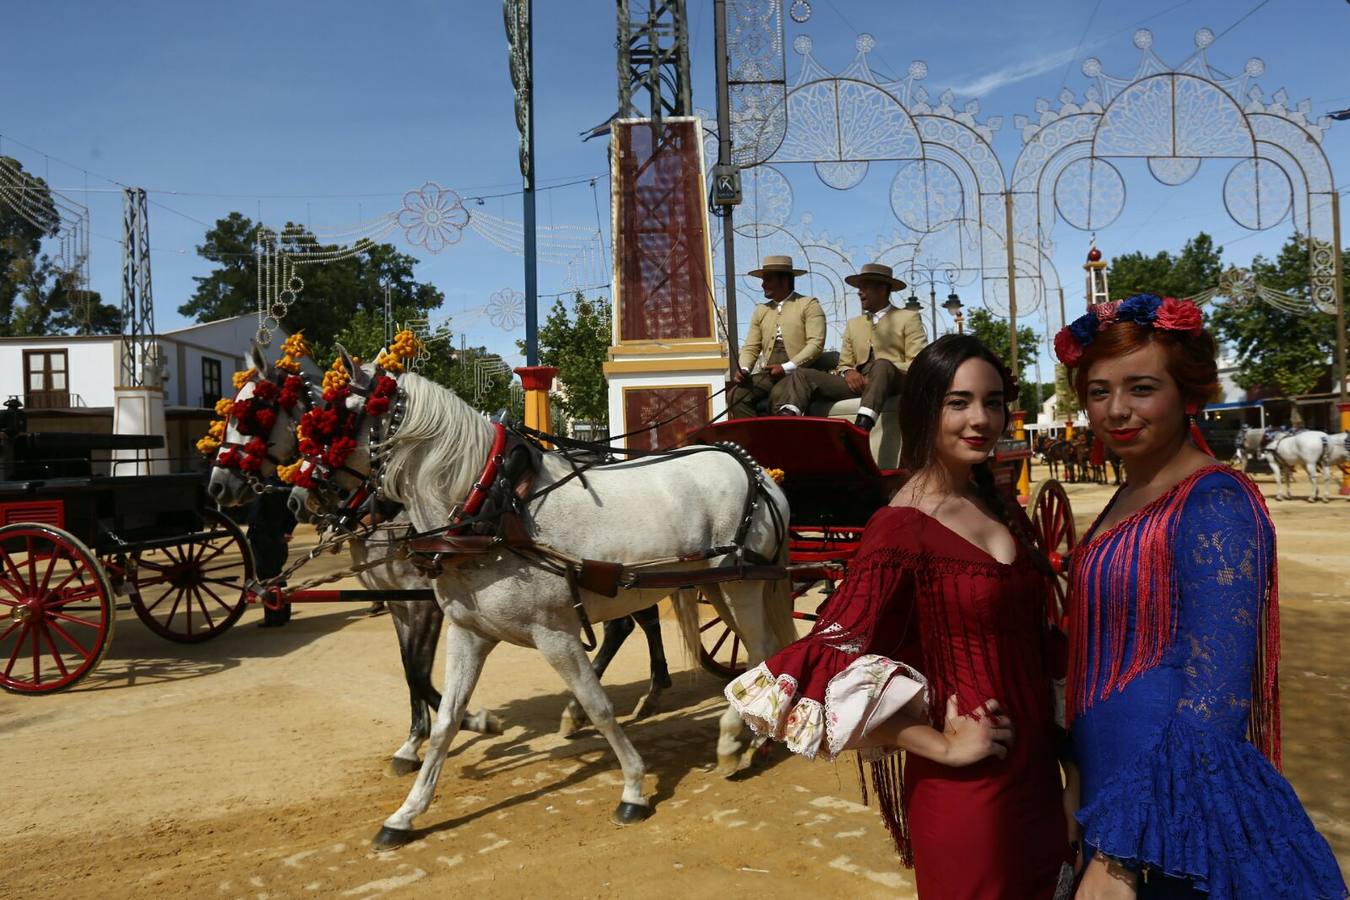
[0,417,253,694]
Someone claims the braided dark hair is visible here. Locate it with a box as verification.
[900,335,1054,579]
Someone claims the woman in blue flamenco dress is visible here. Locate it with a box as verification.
[1054,293,1346,899]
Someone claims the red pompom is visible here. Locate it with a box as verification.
[366,396,390,416]
[254,381,279,402]
[231,400,252,420]
[255,408,277,431]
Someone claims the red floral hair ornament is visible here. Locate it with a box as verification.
[1052,293,1205,368]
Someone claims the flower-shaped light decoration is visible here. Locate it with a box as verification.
[398,182,469,253]
[487,288,526,331]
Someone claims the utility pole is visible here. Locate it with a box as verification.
[713,0,739,374]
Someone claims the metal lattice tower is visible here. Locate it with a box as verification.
[120,188,156,386]
[618,0,693,121]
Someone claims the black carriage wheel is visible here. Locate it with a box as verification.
[0,523,115,694]
[1030,479,1077,628]
[128,508,255,643]
[696,594,747,680]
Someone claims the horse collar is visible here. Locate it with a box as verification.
[452,422,510,525]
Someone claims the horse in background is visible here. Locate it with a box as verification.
[1262,427,1346,502]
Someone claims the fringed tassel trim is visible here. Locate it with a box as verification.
[856,752,913,868]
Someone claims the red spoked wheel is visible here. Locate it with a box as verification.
[0,523,115,694]
[127,508,254,643]
[1030,479,1076,629]
[697,597,746,680]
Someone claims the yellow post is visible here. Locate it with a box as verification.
[1340,402,1350,496]
[1013,409,1030,504]
[514,366,559,445]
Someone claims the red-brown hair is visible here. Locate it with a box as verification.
[1072,322,1219,411]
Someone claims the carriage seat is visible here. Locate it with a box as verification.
[807,394,902,470]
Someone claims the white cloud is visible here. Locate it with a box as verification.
[943,44,1083,98]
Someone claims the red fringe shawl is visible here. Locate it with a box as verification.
[1065,465,1281,768]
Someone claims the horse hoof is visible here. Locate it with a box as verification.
[715,752,745,778]
[612,801,652,825]
[482,711,505,735]
[387,756,421,777]
[372,826,415,851]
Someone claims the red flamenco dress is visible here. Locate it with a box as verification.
[726,506,1071,899]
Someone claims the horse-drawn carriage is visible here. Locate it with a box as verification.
[689,413,1078,677]
[0,408,254,694]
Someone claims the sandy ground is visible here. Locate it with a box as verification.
[2,474,1348,899]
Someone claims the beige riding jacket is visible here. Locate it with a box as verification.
[738,292,827,372]
[836,306,928,373]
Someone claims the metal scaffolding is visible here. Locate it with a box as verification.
[618,0,693,121]
[120,188,156,387]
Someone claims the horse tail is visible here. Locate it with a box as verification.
[669,589,703,669]
[764,539,798,652]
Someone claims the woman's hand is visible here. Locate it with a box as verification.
[1075,856,1137,899]
[937,696,1013,767]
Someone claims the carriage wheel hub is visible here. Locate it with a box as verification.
[14,599,41,624]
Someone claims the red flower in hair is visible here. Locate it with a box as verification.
[1053,328,1084,368]
[1154,297,1203,335]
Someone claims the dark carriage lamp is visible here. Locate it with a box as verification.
[943,292,964,333]
[903,293,922,311]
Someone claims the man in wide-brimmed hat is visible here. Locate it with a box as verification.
[728,255,827,419]
[778,262,927,431]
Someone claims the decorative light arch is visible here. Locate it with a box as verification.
[1010,28,1341,328]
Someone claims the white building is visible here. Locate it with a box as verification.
[0,315,319,470]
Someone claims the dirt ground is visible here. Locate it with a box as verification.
[2,474,1348,899]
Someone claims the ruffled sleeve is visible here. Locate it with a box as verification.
[1075,473,1347,899]
[725,508,927,761]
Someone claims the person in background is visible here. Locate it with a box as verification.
[728,255,827,419]
[777,262,927,430]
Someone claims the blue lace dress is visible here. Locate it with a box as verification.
[1069,468,1346,899]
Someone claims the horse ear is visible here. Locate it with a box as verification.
[336,343,369,389]
[247,341,271,379]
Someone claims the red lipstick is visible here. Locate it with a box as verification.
[1108,427,1143,443]
[961,436,991,449]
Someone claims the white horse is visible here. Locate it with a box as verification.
[1262,428,1339,502]
[1233,423,1266,470]
[206,345,500,775]
[306,354,795,849]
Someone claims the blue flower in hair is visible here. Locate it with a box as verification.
[1117,293,1163,325]
[1067,313,1098,346]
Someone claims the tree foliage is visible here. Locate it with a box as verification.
[1106,232,1224,301]
[0,156,118,336]
[1206,235,1344,398]
[964,307,1041,411]
[316,308,514,415]
[180,214,444,348]
[530,293,611,426]
[1107,230,1345,399]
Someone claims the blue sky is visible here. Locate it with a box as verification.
[2,0,1347,377]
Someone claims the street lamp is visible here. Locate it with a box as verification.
[903,293,922,312]
[943,292,964,334]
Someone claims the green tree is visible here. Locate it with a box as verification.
[965,307,1041,410]
[1207,234,1344,398]
[0,156,118,336]
[180,216,445,348]
[530,293,611,427]
[1107,232,1224,300]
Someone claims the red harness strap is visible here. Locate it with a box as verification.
[456,422,509,522]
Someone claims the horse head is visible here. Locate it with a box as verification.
[207,341,315,506]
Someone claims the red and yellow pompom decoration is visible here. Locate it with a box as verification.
[232,367,256,390]
[276,459,307,486]
[375,329,421,374]
[765,467,785,485]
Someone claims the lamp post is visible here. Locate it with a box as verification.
[943,292,964,335]
[905,260,959,337]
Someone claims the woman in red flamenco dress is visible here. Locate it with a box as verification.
[727,335,1073,899]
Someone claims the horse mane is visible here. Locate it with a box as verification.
[375,372,495,509]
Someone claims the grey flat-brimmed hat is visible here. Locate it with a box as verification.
[844,262,907,291]
[748,254,808,278]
